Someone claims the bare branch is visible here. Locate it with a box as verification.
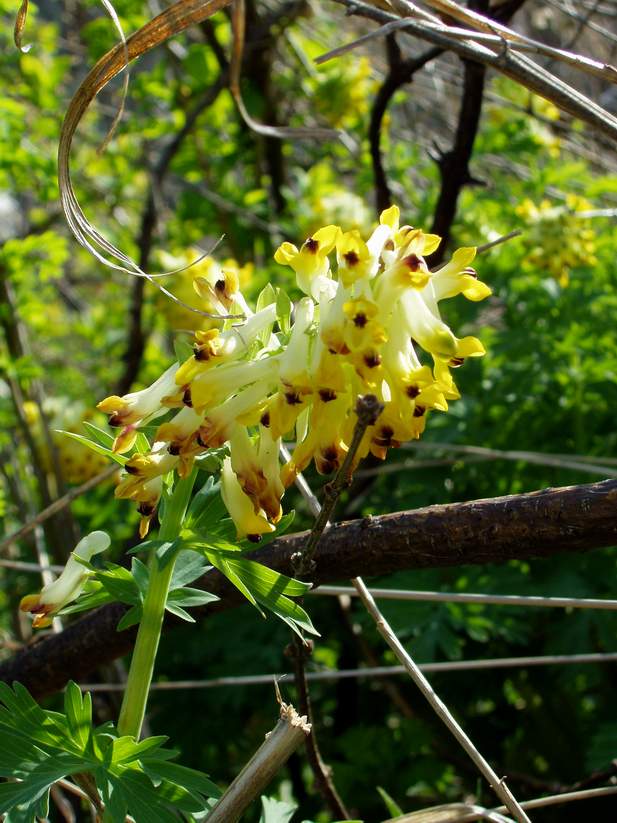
[329,0,617,141]
[369,37,442,214]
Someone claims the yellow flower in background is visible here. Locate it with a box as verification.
[516,196,597,287]
[23,400,109,484]
[155,251,253,331]
[99,207,490,541]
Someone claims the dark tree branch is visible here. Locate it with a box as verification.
[288,639,351,819]
[429,0,490,263]
[369,38,442,215]
[2,477,616,699]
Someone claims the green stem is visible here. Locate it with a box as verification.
[117,470,197,739]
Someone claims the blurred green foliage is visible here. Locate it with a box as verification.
[0,0,615,820]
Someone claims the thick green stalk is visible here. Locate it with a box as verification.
[117,470,196,739]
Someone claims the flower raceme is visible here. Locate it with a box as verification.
[98,206,490,540]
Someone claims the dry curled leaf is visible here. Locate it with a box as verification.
[230,0,340,140]
[14,0,31,52]
[58,0,242,320]
[382,802,514,823]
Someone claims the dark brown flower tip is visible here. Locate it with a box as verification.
[449,357,465,367]
[194,346,209,361]
[322,445,338,462]
[363,352,382,368]
[138,502,155,516]
[168,443,181,455]
[403,253,422,272]
[353,312,367,328]
[375,424,394,447]
[462,267,478,278]
[196,432,208,448]
[318,388,337,403]
[285,391,302,406]
[413,405,426,418]
[109,414,123,427]
[406,384,420,398]
[182,387,193,407]
[304,237,319,253]
[260,411,271,427]
[344,250,360,266]
[214,279,226,293]
[247,534,262,543]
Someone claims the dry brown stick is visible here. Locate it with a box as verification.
[351,577,531,822]
[288,398,529,821]
[205,700,311,823]
[2,476,617,698]
[420,0,617,83]
[294,394,384,578]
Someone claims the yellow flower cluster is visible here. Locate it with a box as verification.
[516,196,597,287]
[98,207,490,540]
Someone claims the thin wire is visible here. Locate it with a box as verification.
[397,443,617,478]
[79,653,617,692]
[5,560,615,612]
[0,559,65,573]
[311,586,617,611]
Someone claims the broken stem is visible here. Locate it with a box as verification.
[205,701,311,823]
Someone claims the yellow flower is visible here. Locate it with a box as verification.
[229,425,283,523]
[266,298,315,438]
[190,356,280,414]
[175,304,277,385]
[431,247,491,302]
[274,225,340,298]
[336,230,373,287]
[220,457,275,541]
[98,364,179,452]
[282,390,350,486]
[155,252,254,330]
[198,382,272,449]
[341,297,387,353]
[155,406,205,453]
[20,531,110,628]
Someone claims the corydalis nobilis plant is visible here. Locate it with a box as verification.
[98,206,490,540]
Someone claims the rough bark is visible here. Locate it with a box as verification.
[2,478,616,699]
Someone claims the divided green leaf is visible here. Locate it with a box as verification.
[0,682,220,823]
